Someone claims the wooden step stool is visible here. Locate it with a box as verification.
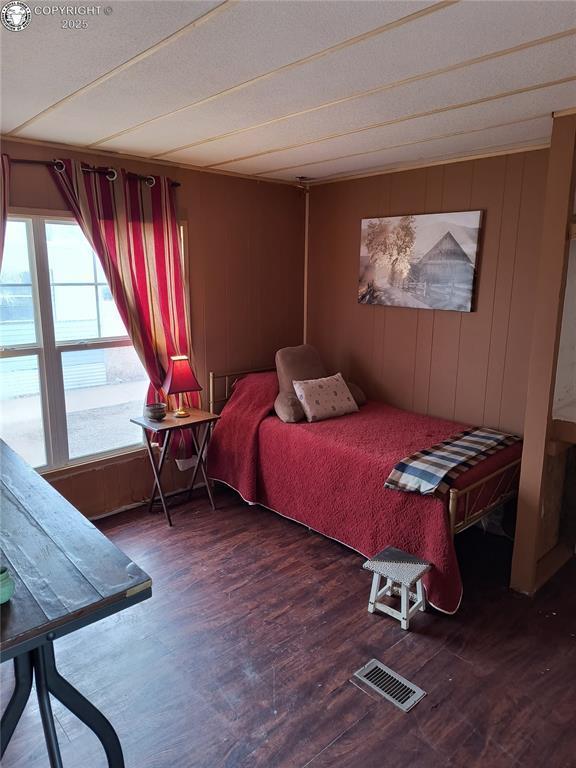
[363,547,431,631]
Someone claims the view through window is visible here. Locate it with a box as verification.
[0,217,148,468]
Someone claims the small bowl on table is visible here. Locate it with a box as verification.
[144,402,167,422]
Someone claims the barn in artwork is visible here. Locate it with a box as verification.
[414,231,476,310]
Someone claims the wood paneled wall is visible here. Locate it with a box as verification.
[3,140,305,393]
[0,139,553,521]
[307,150,549,436]
[43,449,188,519]
[2,139,305,516]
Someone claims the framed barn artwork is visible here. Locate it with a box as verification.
[358,211,483,312]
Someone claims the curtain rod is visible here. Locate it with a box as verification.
[9,157,181,187]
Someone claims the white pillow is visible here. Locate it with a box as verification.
[292,373,359,423]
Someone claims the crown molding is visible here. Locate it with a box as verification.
[1,134,551,188]
[553,106,576,117]
[303,140,550,186]
[0,134,299,187]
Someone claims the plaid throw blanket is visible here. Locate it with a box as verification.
[385,427,521,496]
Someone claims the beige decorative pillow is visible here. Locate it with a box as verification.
[292,373,359,423]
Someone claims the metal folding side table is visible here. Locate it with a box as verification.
[131,409,220,527]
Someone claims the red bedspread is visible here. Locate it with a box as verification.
[207,372,521,614]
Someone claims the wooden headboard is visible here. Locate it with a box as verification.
[208,368,274,413]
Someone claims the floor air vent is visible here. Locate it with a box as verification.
[353,659,426,712]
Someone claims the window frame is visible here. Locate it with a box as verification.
[1,210,144,471]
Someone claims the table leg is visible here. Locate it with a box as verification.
[143,429,173,527]
[186,426,203,498]
[188,425,216,510]
[39,642,125,768]
[197,449,216,512]
[1,652,33,757]
[1,643,125,768]
[33,645,64,768]
[146,431,172,515]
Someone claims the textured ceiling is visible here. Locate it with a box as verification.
[1,0,575,182]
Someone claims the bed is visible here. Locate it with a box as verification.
[206,370,522,614]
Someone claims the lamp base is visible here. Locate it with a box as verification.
[174,392,189,418]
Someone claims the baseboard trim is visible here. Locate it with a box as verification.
[89,482,207,521]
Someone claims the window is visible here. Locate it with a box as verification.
[0,216,149,469]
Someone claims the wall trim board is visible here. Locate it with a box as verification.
[1,134,552,190]
[553,105,576,117]
[89,481,208,521]
[303,184,310,343]
[511,114,576,594]
[0,134,300,187]
[8,206,71,218]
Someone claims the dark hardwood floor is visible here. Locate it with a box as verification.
[2,487,575,768]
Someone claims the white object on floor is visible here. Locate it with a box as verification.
[363,547,431,631]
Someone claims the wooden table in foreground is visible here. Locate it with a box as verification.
[0,440,152,768]
[131,408,220,527]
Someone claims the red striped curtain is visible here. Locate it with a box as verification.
[0,154,9,268]
[51,159,199,458]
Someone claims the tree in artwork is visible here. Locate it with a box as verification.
[365,215,416,287]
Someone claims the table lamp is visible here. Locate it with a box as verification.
[163,355,202,418]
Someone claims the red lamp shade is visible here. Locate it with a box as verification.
[163,355,202,395]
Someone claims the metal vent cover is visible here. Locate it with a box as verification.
[353,659,426,712]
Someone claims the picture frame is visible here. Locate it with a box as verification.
[358,210,483,312]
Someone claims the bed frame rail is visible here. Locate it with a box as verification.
[209,368,274,413]
[448,459,521,535]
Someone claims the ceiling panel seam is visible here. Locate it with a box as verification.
[7,0,234,136]
[86,0,457,148]
[152,27,576,160]
[255,113,550,176]
[209,76,576,168]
